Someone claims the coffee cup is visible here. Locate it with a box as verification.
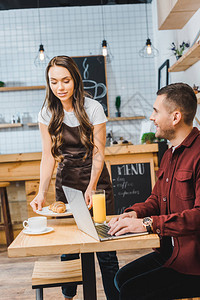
[23,216,47,233]
[83,80,107,100]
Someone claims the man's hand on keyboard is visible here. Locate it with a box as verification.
[108,211,137,228]
[108,217,145,236]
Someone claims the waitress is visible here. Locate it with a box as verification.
[30,55,119,300]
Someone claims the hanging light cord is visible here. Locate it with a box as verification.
[101,0,106,40]
[145,3,149,39]
[37,0,42,44]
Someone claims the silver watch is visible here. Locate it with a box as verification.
[142,217,153,233]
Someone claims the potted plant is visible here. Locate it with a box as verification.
[0,81,5,87]
[141,132,155,144]
[115,96,121,117]
[170,41,190,60]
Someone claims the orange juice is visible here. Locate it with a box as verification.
[92,193,106,224]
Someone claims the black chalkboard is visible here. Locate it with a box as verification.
[111,163,152,214]
[72,55,108,116]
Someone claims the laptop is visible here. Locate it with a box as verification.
[62,185,149,241]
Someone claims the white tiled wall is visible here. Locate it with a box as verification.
[0,4,157,154]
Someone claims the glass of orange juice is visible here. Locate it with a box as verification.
[92,189,106,224]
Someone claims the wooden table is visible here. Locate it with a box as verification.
[8,217,160,300]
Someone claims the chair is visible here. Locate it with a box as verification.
[0,182,14,246]
[32,259,83,300]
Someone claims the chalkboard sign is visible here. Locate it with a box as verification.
[72,55,108,116]
[111,163,152,214]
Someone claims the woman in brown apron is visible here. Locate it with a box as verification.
[30,56,119,300]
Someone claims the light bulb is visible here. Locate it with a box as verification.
[102,40,108,56]
[146,38,152,55]
[102,46,108,56]
[34,44,49,67]
[139,38,159,58]
[39,50,45,61]
[146,45,152,55]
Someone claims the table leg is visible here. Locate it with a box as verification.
[36,288,43,300]
[81,252,97,300]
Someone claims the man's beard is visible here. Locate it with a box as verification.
[155,128,175,141]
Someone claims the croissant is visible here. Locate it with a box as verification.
[49,201,66,213]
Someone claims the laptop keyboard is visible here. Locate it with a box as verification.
[95,224,112,239]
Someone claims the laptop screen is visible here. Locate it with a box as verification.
[62,186,100,240]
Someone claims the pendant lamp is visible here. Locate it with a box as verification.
[34,0,49,67]
[139,3,159,58]
[100,0,113,62]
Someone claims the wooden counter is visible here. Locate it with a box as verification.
[0,144,158,182]
[0,144,159,237]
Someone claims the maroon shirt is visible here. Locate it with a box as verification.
[126,127,200,275]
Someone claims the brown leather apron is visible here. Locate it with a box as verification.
[55,123,115,215]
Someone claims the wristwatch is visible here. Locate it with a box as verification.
[142,217,153,233]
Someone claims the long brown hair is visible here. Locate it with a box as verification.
[43,56,94,161]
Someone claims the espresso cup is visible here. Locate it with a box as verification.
[23,216,47,233]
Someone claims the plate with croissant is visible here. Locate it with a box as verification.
[36,201,72,217]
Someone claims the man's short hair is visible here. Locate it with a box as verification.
[157,83,197,125]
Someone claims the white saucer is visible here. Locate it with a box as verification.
[36,204,72,217]
[23,227,54,235]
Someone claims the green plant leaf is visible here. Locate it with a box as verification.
[141,132,155,143]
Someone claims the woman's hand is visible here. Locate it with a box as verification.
[31,123,55,212]
[84,185,95,209]
[30,193,46,212]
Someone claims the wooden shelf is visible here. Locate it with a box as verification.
[168,42,200,72]
[108,116,145,122]
[27,123,38,127]
[157,0,200,30]
[0,118,145,128]
[0,123,23,129]
[0,85,46,92]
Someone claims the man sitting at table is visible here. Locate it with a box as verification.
[108,83,200,300]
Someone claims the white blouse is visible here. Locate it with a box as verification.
[38,97,107,127]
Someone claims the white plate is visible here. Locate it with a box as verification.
[36,204,72,217]
[23,227,54,235]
